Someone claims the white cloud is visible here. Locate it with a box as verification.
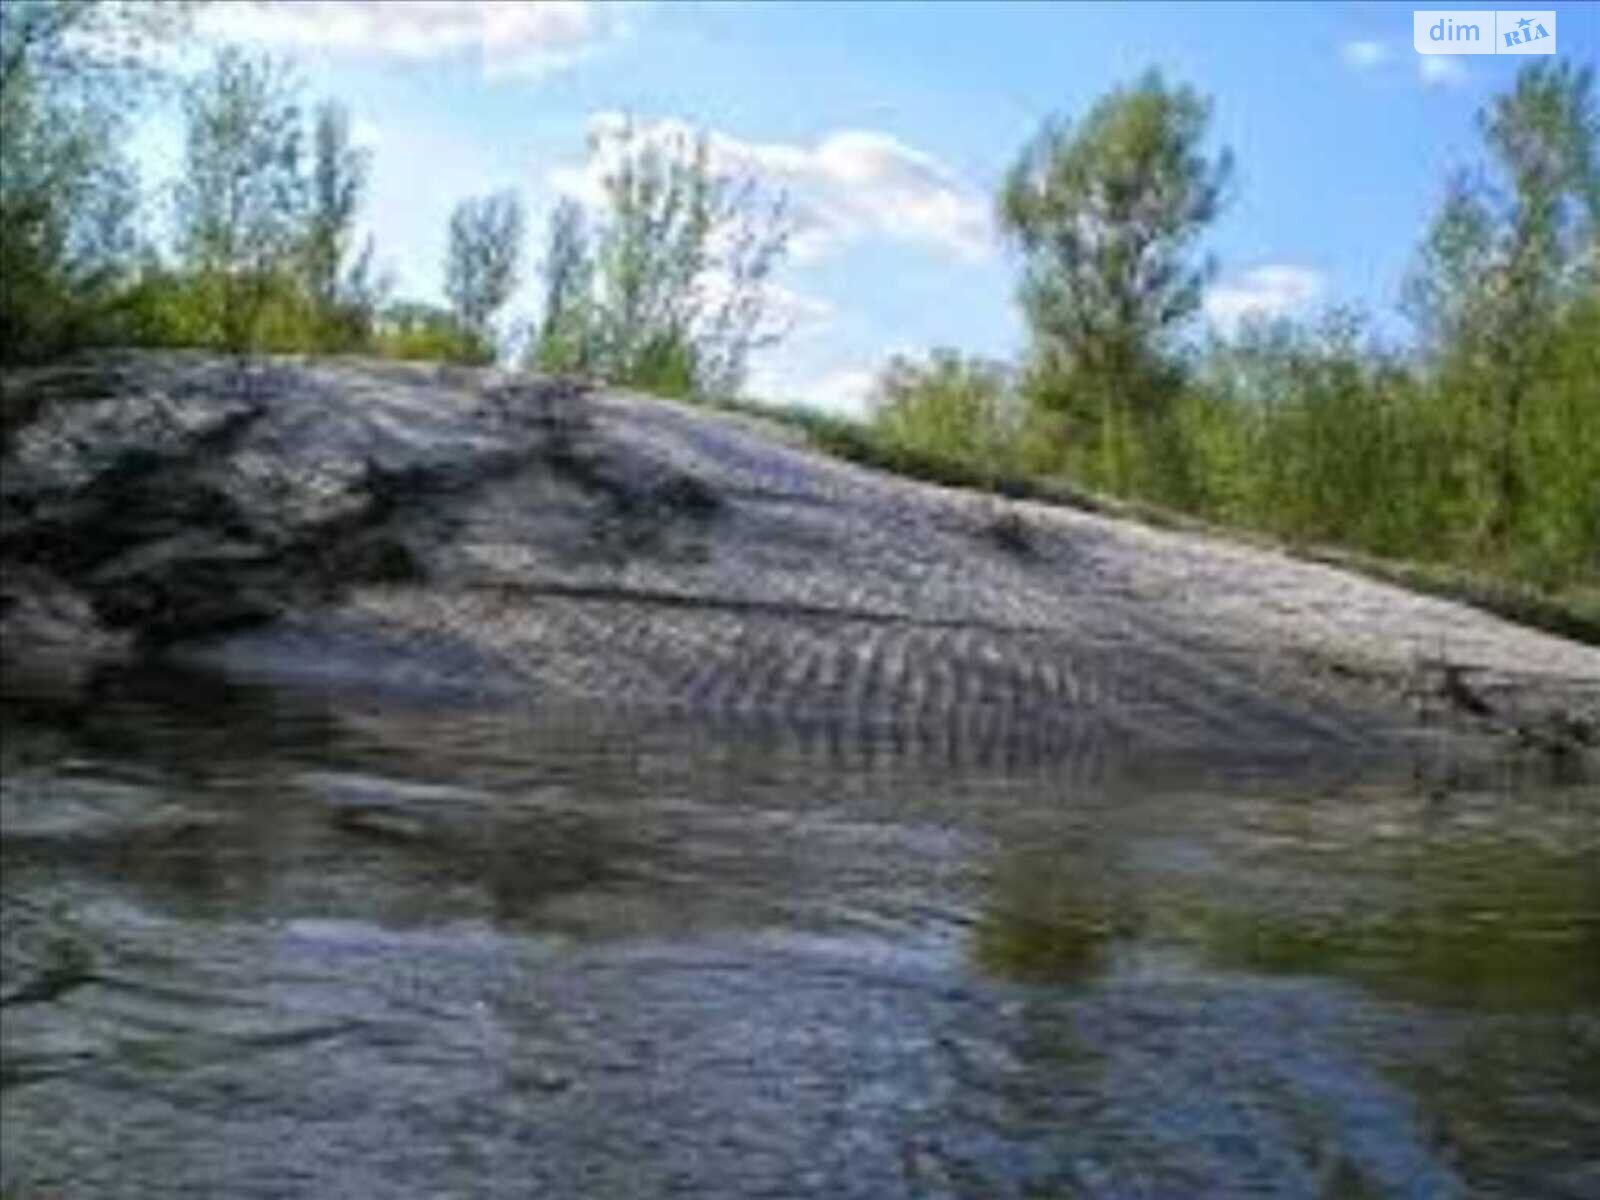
[752,281,836,330]
[1204,265,1325,333]
[1340,40,1388,69]
[689,270,836,338]
[350,116,383,151]
[745,362,879,416]
[795,365,878,413]
[195,0,630,80]
[551,113,995,264]
[1419,56,1469,88]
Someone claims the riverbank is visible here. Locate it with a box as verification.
[2,351,1594,760]
[699,394,1600,649]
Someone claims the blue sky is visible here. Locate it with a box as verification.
[142,1,1600,412]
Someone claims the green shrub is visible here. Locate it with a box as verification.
[370,303,494,365]
[869,349,1020,482]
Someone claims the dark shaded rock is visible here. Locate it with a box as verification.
[0,565,133,657]
[981,504,1034,557]
[0,354,598,650]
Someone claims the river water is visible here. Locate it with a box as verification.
[2,663,1596,1198]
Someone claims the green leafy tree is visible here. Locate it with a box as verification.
[445,190,525,348]
[999,70,1232,490]
[1,0,196,105]
[534,197,595,373]
[591,124,715,393]
[0,66,131,358]
[1406,61,1600,549]
[338,235,389,348]
[173,49,305,355]
[0,0,195,361]
[539,120,791,398]
[301,100,374,347]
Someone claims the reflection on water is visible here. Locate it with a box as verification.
[974,845,1132,984]
[974,798,1600,1011]
[2,663,1597,1198]
[1195,836,1600,1010]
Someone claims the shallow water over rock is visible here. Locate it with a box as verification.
[3,665,1597,1199]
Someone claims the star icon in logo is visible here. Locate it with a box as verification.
[1517,16,1533,29]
